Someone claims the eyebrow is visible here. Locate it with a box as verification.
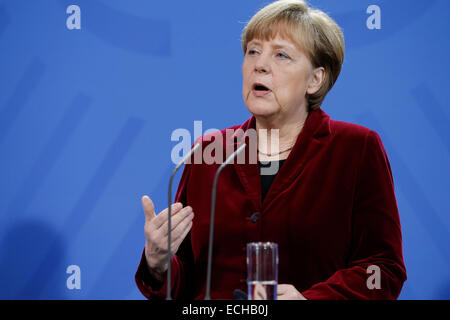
[247,39,295,51]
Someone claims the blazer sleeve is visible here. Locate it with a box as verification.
[135,161,195,300]
[301,130,407,300]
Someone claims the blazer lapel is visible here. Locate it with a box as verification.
[227,116,262,211]
[262,109,331,211]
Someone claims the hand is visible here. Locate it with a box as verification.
[277,284,307,300]
[142,195,194,280]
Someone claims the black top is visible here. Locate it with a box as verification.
[258,159,286,202]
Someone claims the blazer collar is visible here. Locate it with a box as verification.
[229,108,331,212]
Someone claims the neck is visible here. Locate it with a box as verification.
[255,106,309,161]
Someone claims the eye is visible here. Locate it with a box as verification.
[247,49,258,55]
[276,52,290,59]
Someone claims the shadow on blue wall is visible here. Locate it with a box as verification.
[0,219,67,299]
[435,283,450,300]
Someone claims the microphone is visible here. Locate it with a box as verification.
[205,143,247,300]
[166,142,201,300]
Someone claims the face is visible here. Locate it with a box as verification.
[242,34,323,121]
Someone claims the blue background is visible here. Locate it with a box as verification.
[0,0,449,299]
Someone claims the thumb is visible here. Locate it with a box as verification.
[142,195,156,223]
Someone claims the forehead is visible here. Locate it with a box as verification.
[245,17,307,48]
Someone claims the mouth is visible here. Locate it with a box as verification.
[252,82,272,97]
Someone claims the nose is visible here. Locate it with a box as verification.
[254,53,270,74]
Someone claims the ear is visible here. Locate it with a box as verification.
[306,66,325,95]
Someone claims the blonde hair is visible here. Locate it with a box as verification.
[241,0,345,111]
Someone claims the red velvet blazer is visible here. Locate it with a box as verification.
[135,108,407,300]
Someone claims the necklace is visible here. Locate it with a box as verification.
[257,145,294,156]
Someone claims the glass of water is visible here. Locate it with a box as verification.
[247,242,278,300]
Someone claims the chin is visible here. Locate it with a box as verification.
[245,101,278,118]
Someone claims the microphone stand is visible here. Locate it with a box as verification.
[166,142,200,300]
[204,143,247,300]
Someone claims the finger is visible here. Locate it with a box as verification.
[153,202,183,229]
[142,195,156,223]
[277,284,288,295]
[254,283,267,300]
[171,211,194,240]
[276,286,289,300]
[171,221,192,252]
[157,205,192,233]
[165,206,193,233]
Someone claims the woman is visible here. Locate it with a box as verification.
[135,0,407,299]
